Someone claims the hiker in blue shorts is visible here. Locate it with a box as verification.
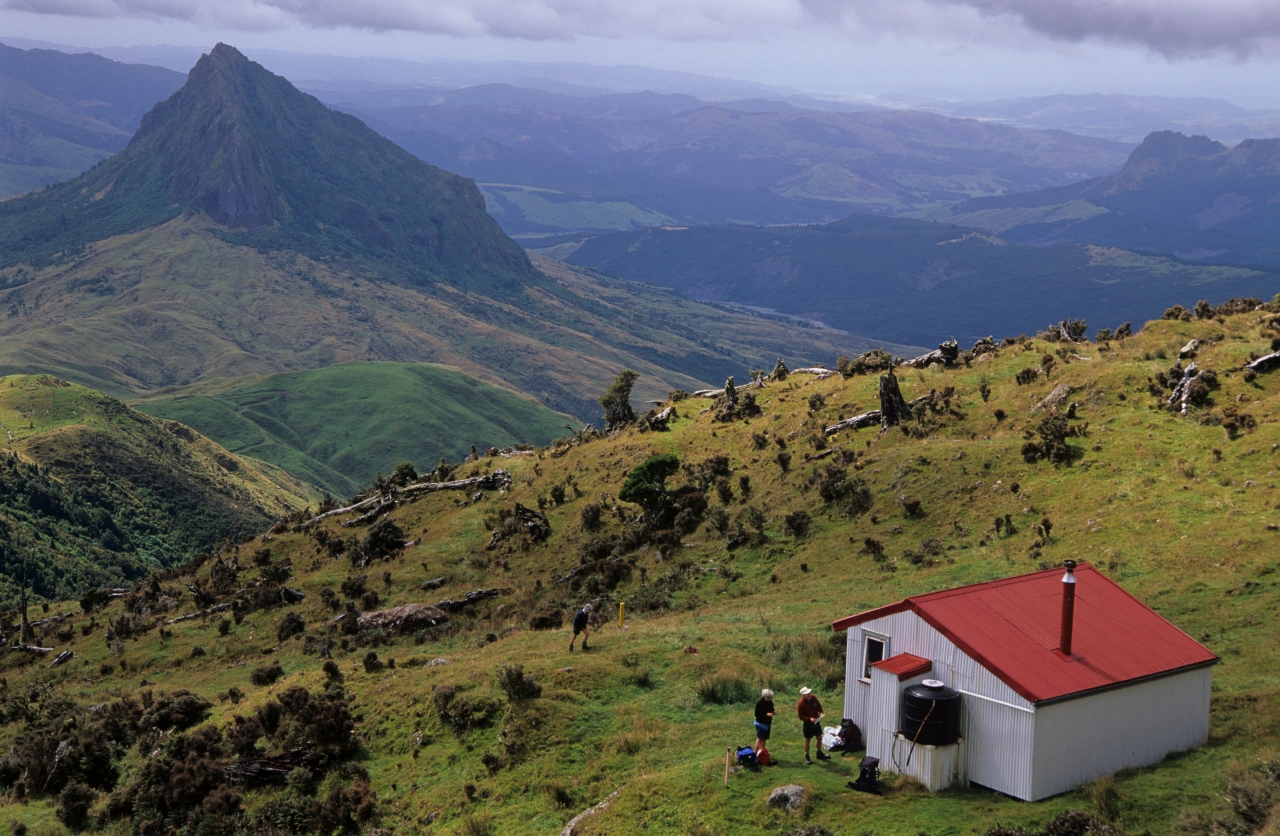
[569,603,592,652]
[754,689,775,757]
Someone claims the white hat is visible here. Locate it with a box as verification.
[799,687,812,695]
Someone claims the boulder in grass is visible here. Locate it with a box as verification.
[766,784,806,812]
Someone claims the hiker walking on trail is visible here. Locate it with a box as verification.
[798,687,829,765]
[569,603,592,652]
[754,689,775,757]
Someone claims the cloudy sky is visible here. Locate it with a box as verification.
[3,0,1280,105]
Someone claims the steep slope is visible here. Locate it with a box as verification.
[0,44,186,197]
[133,363,578,497]
[0,374,311,600]
[0,217,903,421]
[557,213,1276,347]
[0,44,535,296]
[934,131,1280,266]
[344,98,1130,234]
[2,305,1278,834]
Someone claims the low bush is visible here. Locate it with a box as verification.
[250,663,284,686]
[495,664,542,701]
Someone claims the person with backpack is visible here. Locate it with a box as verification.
[797,687,830,765]
[754,689,775,758]
[569,603,592,652]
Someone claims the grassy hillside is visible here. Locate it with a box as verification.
[3,304,1280,834]
[0,374,312,601]
[0,218,908,422]
[133,363,577,498]
[559,213,1278,347]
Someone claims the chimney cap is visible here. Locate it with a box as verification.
[1063,560,1077,571]
[1062,560,1077,584]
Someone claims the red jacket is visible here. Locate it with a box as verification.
[797,694,823,723]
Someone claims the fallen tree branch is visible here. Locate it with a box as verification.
[434,588,510,612]
[902,340,959,369]
[302,495,384,528]
[339,499,396,528]
[1167,362,1200,417]
[10,644,52,654]
[824,410,882,435]
[1246,351,1280,374]
[225,749,312,787]
[164,601,234,625]
[399,470,513,496]
[48,650,74,668]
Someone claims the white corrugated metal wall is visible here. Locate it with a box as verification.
[842,610,1036,798]
[1030,666,1213,800]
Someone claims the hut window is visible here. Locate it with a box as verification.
[862,634,886,680]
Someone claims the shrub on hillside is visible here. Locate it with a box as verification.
[250,663,284,686]
[362,517,405,563]
[277,612,305,643]
[55,780,96,831]
[600,369,639,430]
[809,465,873,518]
[495,663,542,701]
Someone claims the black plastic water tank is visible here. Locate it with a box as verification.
[901,679,961,746]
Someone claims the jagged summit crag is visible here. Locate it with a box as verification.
[937,129,1280,265]
[0,44,535,293]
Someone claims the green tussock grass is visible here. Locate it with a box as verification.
[133,362,577,497]
[4,309,1280,833]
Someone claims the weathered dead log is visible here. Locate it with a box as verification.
[357,603,447,635]
[1179,339,1200,359]
[10,644,52,654]
[646,407,675,431]
[1246,351,1280,373]
[878,370,912,431]
[399,470,513,496]
[902,340,960,369]
[302,494,383,528]
[419,577,447,591]
[1167,362,1200,416]
[498,447,536,458]
[824,410,882,435]
[28,611,74,629]
[164,601,234,625]
[340,499,396,528]
[225,749,313,787]
[48,650,74,668]
[279,587,306,605]
[435,588,510,613]
[1031,384,1075,415]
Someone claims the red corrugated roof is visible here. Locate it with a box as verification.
[872,653,932,680]
[832,564,1217,704]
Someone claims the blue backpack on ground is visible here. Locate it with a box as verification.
[736,746,758,766]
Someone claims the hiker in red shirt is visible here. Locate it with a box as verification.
[797,687,830,765]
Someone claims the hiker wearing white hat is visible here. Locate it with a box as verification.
[797,687,828,765]
[569,603,592,652]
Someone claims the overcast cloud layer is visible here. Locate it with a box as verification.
[6,0,1280,58]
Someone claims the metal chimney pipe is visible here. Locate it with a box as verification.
[1059,560,1077,657]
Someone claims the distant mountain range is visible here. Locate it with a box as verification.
[931,131,1280,268]
[332,89,1128,235]
[916,93,1280,145]
[555,213,1276,348]
[0,44,184,197]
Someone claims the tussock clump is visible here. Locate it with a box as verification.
[432,685,500,735]
[694,670,752,704]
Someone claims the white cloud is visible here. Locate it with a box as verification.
[5,0,1280,56]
